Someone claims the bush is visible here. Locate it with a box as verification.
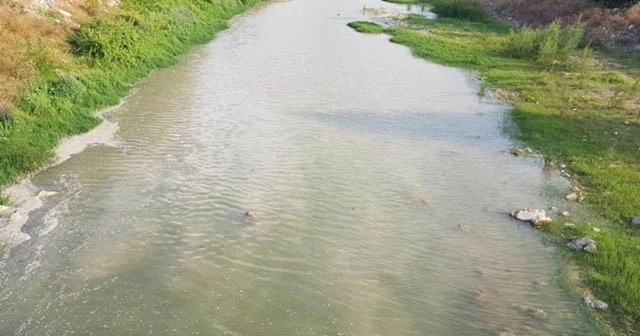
[503,21,584,64]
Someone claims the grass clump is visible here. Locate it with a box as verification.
[352,0,640,334]
[0,102,11,123]
[503,21,585,64]
[347,21,385,34]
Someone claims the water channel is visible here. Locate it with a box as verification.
[0,0,599,334]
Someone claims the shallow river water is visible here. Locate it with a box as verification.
[0,0,600,335]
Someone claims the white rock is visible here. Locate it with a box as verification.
[37,190,58,199]
[564,223,577,229]
[592,227,601,233]
[511,209,546,222]
[565,192,579,202]
[584,297,608,310]
[561,211,570,217]
[631,217,640,225]
[559,164,567,169]
[583,243,597,253]
[511,209,552,228]
[0,205,10,216]
[532,216,553,227]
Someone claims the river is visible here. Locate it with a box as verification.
[0,0,599,335]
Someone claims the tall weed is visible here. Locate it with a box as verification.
[504,21,584,65]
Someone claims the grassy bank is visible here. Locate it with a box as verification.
[352,1,640,334]
[0,0,262,204]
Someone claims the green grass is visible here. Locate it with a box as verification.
[347,21,385,34]
[0,0,262,193]
[351,2,640,335]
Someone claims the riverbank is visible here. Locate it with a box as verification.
[351,1,640,334]
[0,0,263,205]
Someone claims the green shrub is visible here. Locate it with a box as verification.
[503,21,584,64]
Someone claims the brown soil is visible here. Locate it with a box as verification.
[477,0,640,50]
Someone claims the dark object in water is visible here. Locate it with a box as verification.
[244,210,254,218]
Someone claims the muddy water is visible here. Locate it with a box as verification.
[0,0,599,335]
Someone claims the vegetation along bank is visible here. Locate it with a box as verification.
[0,0,263,205]
[350,0,640,334]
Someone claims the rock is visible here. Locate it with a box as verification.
[511,208,552,227]
[244,210,254,218]
[510,147,535,156]
[567,237,596,251]
[523,307,548,321]
[551,206,559,211]
[584,297,608,310]
[531,216,552,228]
[565,192,579,202]
[624,120,630,125]
[559,164,567,169]
[564,223,577,229]
[457,224,469,233]
[584,243,597,253]
[592,227,601,233]
[37,190,58,198]
[511,208,552,228]
[511,208,545,222]
[561,211,571,217]
[530,308,548,321]
[631,217,640,225]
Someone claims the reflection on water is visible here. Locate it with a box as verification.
[0,0,599,335]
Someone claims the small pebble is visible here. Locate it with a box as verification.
[593,227,601,233]
[561,211,570,217]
